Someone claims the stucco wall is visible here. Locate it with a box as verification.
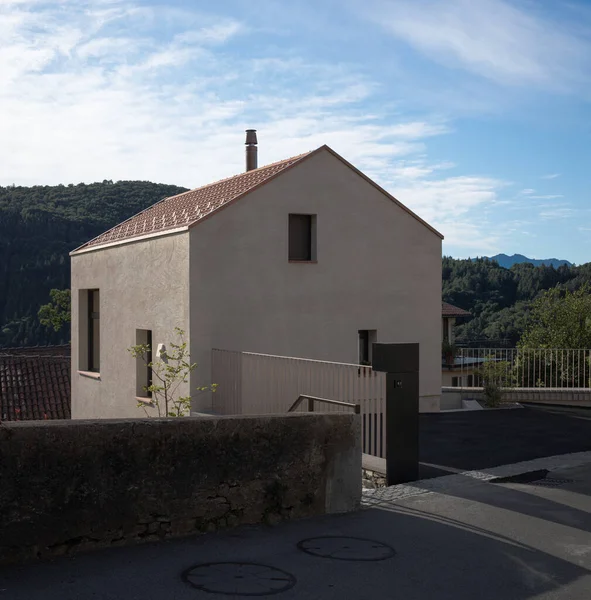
[71,233,190,418]
[0,413,361,565]
[442,367,477,388]
[190,148,442,412]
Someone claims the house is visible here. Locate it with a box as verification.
[0,346,71,420]
[441,302,473,387]
[70,131,443,418]
[442,302,471,346]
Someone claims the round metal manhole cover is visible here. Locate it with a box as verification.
[181,562,296,596]
[297,536,395,561]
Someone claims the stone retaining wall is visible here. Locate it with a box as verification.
[0,414,360,564]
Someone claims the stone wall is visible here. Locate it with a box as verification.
[0,413,360,564]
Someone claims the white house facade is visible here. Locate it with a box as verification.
[71,134,443,418]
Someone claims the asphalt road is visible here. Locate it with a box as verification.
[420,405,591,473]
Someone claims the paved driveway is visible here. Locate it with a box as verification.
[419,405,591,478]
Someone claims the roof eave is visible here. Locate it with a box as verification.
[70,226,189,256]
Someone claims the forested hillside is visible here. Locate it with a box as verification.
[444,257,591,346]
[0,181,188,347]
[2,179,589,349]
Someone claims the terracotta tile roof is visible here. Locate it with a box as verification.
[0,355,71,421]
[0,344,70,357]
[442,302,471,318]
[75,152,312,251]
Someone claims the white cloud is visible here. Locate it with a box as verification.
[539,207,574,220]
[176,21,243,45]
[520,189,535,195]
[0,0,526,255]
[362,0,591,91]
[541,173,561,180]
[529,194,564,200]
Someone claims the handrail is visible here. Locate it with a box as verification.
[287,394,361,414]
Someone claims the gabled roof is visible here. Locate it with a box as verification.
[0,355,71,421]
[442,302,471,318]
[72,145,443,254]
[72,151,312,253]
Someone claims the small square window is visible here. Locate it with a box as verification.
[289,214,316,261]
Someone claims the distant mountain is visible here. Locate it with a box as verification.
[474,254,574,269]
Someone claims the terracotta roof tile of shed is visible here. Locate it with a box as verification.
[77,152,312,251]
[0,355,71,421]
[442,302,471,318]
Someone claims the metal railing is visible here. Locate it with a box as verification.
[211,348,386,458]
[287,394,361,414]
[451,348,591,389]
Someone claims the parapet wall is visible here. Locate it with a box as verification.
[0,413,360,564]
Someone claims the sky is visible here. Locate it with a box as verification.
[2,0,591,263]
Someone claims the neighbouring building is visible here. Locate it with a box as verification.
[441,302,473,387]
[70,131,443,418]
[0,345,71,420]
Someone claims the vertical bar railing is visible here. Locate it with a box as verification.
[212,349,387,458]
[455,347,591,391]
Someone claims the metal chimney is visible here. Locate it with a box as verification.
[245,129,258,172]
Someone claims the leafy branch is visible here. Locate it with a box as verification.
[128,327,216,417]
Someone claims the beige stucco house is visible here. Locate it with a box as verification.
[71,132,443,418]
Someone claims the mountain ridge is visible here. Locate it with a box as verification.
[472,253,574,269]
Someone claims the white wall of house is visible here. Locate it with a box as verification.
[442,368,477,388]
[71,233,190,418]
[189,148,442,412]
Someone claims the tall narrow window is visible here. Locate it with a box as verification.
[136,329,153,398]
[88,289,100,372]
[358,330,377,365]
[289,214,316,261]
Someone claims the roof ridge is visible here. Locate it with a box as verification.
[163,150,312,203]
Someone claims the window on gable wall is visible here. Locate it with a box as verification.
[289,214,317,261]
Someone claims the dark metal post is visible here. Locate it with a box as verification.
[372,343,420,486]
[245,129,258,171]
[307,396,314,412]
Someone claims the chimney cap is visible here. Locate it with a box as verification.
[245,129,257,145]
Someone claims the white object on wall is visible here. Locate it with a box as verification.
[156,343,168,362]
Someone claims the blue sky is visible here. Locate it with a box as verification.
[2,0,591,262]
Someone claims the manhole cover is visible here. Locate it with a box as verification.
[297,536,395,561]
[182,562,296,596]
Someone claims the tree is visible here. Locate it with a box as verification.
[519,284,591,349]
[475,359,516,407]
[0,180,188,348]
[128,328,216,417]
[38,289,71,333]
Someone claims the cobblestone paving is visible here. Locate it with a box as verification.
[362,450,591,506]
